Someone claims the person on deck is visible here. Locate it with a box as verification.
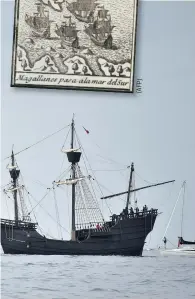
[163,236,167,249]
[130,207,134,217]
[96,223,100,230]
[135,207,139,216]
[178,237,181,248]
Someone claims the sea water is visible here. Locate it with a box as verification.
[1,250,195,299]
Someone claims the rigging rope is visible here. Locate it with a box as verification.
[76,166,104,225]
[98,181,125,204]
[19,171,42,223]
[57,185,70,232]
[96,154,128,168]
[27,191,69,234]
[59,127,71,178]
[167,238,177,248]
[91,182,113,214]
[2,124,70,161]
[27,189,52,215]
[26,189,38,224]
[78,126,127,168]
[75,131,112,215]
[36,224,54,239]
[134,171,156,185]
[88,168,127,172]
[162,182,185,240]
[52,185,63,239]
[55,166,71,182]
[75,131,109,217]
[10,162,72,235]
[61,126,71,150]
[3,192,11,219]
[0,183,12,190]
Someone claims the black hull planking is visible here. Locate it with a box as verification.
[1,211,157,256]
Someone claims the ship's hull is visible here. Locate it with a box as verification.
[31,28,50,38]
[66,7,93,23]
[89,35,112,49]
[55,35,78,48]
[55,29,79,48]
[25,15,50,38]
[1,212,157,256]
[57,37,77,47]
[160,248,195,256]
[85,27,112,49]
[61,39,76,47]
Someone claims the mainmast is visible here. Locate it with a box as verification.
[126,163,134,210]
[66,116,81,241]
[9,151,20,223]
[71,117,76,241]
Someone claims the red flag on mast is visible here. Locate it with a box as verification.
[83,126,89,134]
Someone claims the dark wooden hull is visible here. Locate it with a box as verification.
[1,211,157,256]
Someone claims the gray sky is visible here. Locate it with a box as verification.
[1,1,195,249]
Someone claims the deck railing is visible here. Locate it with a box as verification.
[76,209,158,232]
[1,218,38,229]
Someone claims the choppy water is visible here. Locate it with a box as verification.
[1,251,195,299]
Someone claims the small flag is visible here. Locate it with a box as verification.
[83,126,89,134]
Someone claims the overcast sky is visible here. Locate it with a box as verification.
[1,1,195,249]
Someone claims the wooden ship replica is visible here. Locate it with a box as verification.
[25,1,52,38]
[55,16,79,48]
[1,118,175,256]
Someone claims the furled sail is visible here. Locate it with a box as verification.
[7,186,24,192]
[61,148,80,153]
[6,165,17,170]
[55,178,84,186]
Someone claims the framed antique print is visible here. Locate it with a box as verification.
[11,0,138,93]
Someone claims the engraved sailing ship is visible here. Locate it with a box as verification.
[55,16,79,48]
[66,0,98,23]
[25,1,52,38]
[84,6,115,49]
